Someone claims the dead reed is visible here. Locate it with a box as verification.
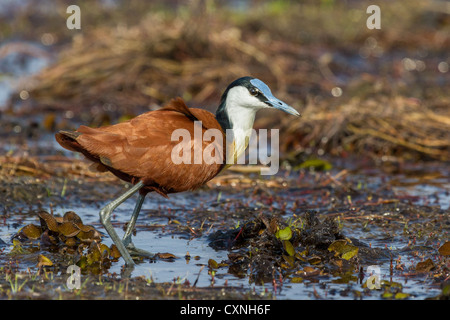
[23,1,450,161]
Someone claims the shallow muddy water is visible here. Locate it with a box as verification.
[0,0,448,300]
[1,156,448,299]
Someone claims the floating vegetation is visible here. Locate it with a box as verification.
[13,210,121,272]
[0,0,448,301]
[208,211,380,285]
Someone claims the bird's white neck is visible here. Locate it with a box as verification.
[223,99,258,166]
[216,85,267,166]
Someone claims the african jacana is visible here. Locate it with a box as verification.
[56,76,300,266]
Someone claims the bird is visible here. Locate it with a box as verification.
[55,76,300,267]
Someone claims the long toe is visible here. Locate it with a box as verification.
[125,242,154,258]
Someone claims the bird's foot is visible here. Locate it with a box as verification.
[125,242,154,258]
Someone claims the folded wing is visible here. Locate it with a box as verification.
[56,98,226,195]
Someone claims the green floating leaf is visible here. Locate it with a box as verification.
[328,239,347,252]
[86,243,102,265]
[20,224,42,239]
[63,211,83,226]
[295,158,332,171]
[328,239,358,260]
[307,255,321,265]
[38,211,59,232]
[381,292,393,299]
[58,221,80,237]
[441,283,450,297]
[77,225,102,242]
[98,243,111,258]
[283,240,296,256]
[37,254,53,268]
[11,239,28,254]
[394,292,410,300]
[291,277,304,283]
[342,248,358,260]
[208,258,219,269]
[109,244,121,259]
[78,256,88,269]
[276,227,292,241]
[282,254,295,268]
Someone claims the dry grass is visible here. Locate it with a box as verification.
[17,0,450,161]
[0,154,117,181]
[266,94,450,161]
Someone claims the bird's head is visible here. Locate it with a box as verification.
[216,76,299,131]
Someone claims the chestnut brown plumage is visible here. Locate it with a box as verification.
[56,98,225,196]
[55,77,300,267]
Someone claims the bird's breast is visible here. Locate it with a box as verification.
[224,127,253,168]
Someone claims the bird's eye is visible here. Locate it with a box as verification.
[249,88,259,96]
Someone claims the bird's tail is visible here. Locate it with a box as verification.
[55,130,83,152]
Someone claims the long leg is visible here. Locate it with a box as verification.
[122,193,146,250]
[99,181,144,266]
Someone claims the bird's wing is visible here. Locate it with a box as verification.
[70,98,226,192]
